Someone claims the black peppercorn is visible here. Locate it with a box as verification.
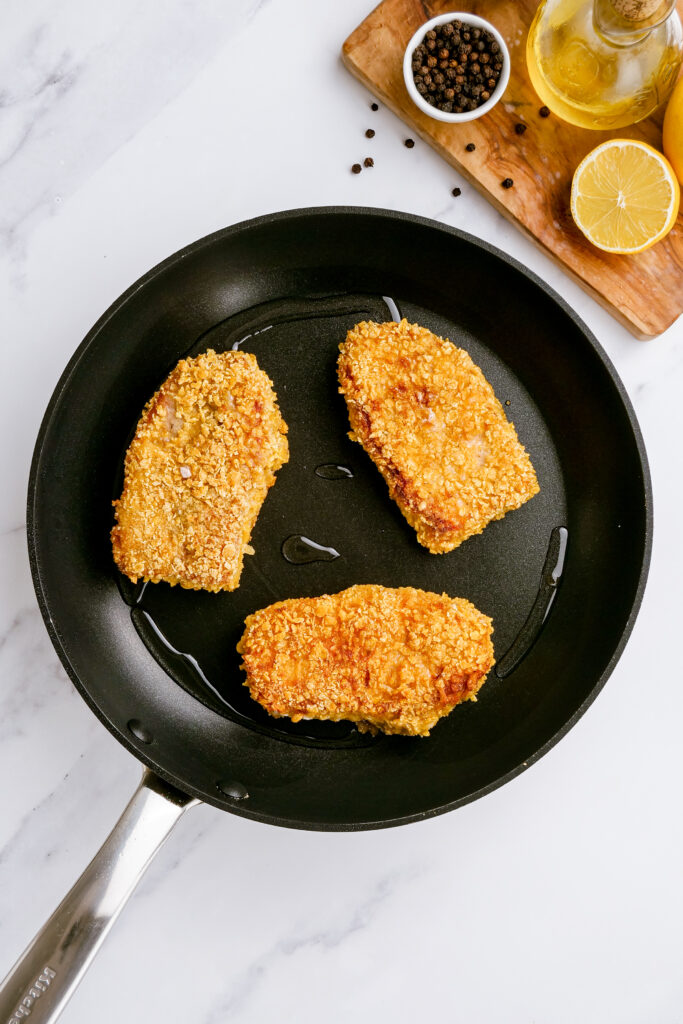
[514,122,527,135]
[410,19,504,115]
[404,138,415,148]
[365,128,375,138]
[364,157,374,168]
[452,187,462,197]
[501,177,514,188]
[371,102,379,111]
[539,105,550,117]
[465,142,476,152]
[351,164,362,174]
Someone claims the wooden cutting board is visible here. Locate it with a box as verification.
[342,0,683,337]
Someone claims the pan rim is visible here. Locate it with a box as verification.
[26,205,653,830]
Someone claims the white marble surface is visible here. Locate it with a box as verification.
[1,1,682,1021]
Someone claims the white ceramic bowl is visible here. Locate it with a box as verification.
[403,12,511,124]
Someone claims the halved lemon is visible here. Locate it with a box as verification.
[570,139,680,254]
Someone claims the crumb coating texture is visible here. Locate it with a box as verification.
[112,349,288,591]
[338,320,539,552]
[238,584,494,736]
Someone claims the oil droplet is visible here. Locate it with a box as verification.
[382,295,401,322]
[314,463,354,480]
[494,526,569,679]
[281,535,340,564]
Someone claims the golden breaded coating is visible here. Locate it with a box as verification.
[238,584,494,736]
[112,349,288,591]
[338,320,539,553]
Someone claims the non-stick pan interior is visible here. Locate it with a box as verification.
[28,209,651,829]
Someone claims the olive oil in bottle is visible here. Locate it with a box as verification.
[526,0,682,129]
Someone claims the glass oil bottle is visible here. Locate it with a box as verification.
[526,0,683,129]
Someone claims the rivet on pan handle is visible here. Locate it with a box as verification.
[0,770,198,1024]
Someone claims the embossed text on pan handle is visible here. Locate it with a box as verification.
[0,770,198,1024]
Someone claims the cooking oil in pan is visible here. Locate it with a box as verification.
[131,605,251,716]
[281,535,340,564]
[495,526,569,678]
[314,463,354,480]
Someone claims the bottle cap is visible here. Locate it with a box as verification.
[610,0,665,19]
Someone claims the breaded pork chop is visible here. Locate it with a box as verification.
[112,349,288,592]
[238,585,494,736]
[338,320,539,553]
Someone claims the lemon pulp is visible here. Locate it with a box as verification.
[571,139,680,253]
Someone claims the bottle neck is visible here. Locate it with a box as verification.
[593,0,677,44]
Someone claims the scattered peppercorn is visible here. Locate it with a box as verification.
[365,128,375,138]
[371,102,379,111]
[501,177,514,188]
[404,138,415,148]
[539,105,550,118]
[410,19,504,114]
[465,142,476,152]
[351,163,362,174]
[452,187,462,197]
[514,122,527,135]
[364,157,374,168]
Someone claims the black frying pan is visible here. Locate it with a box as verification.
[1,208,651,1023]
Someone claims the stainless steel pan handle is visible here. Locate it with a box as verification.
[0,770,198,1024]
